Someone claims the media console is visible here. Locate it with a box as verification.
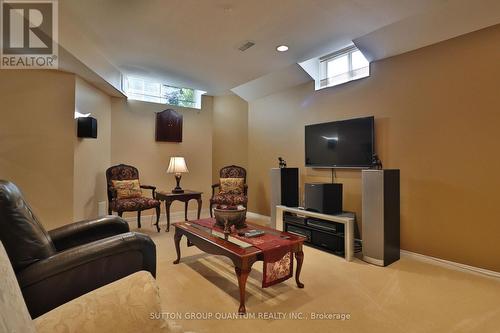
[275,205,355,261]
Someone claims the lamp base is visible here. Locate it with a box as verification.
[172,174,184,193]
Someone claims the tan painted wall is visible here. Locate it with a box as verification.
[73,77,112,220]
[212,94,248,183]
[248,25,500,272]
[111,97,213,217]
[0,71,75,230]
[59,2,122,92]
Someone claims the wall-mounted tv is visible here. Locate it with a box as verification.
[305,116,374,168]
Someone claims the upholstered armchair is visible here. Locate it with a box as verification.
[210,165,248,217]
[0,180,156,318]
[106,164,161,231]
[0,242,168,333]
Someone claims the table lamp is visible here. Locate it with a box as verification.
[167,157,189,193]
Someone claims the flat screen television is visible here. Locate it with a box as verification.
[305,116,374,168]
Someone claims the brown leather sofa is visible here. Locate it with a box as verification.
[0,180,156,318]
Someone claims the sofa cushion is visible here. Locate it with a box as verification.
[34,271,169,333]
[111,197,160,212]
[211,193,248,206]
[0,180,55,272]
[220,177,244,194]
[112,179,143,199]
[0,242,36,333]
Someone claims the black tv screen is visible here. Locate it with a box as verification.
[305,116,374,168]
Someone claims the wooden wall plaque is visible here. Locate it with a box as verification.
[155,109,183,142]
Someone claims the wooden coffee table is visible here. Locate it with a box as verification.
[155,190,202,232]
[173,220,305,314]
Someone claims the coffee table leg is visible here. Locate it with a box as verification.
[295,251,304,288]
[235,267,251,314]
[173,231,182,264]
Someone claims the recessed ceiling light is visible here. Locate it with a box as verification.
[276,45,289,52]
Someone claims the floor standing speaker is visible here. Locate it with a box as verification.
[270,168,299,228]
[362,169,400,266]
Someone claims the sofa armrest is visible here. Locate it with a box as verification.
[34,271,169,333]
[18,232,156,318]
[48,216,130,251]
[211,183,220,196]
[108,186,117,199]
[140,184,156,198]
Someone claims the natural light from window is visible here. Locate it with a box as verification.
[318,46,370,89]
[122,76,206,109]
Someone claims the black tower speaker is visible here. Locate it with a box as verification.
[304,183,343,214]
[280,168,299,207]
[270,167,299,227]
[77,117,97,138]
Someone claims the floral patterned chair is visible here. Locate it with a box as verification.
[210,165,248,217]
[106,164,161,231]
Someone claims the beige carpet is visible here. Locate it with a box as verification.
[131,215,500,333]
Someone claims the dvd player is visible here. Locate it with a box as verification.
[307,219,343,233]
[283,212,307,225]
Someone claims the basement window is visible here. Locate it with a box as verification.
[318,46,370,89]
[122,76,205,109]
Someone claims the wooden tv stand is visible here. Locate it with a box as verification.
[275,205,355,261]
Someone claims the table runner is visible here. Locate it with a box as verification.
[192,218,294,288]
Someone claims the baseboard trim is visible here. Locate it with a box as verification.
[122,210,269,224]
[246,211,271,225]
[120,208,211,224]
[400,250,500,279]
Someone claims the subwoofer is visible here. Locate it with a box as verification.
[304,183,342,214]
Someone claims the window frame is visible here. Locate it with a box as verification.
[122,76,204,109]
[318,45,370,89]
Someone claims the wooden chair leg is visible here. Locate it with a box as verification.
[209,203,213,218]
[137,211,141,229]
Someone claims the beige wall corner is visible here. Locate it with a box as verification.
[73,77,112,221]
[247,24,500,272]
[0,70,75,230]
[110,96,213,217]
[212,94,249,183]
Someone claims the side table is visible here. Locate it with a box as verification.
[155,190,202,232]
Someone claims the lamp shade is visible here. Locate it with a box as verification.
[167,157,189,174]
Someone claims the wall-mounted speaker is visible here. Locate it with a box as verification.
[77,117,97,139]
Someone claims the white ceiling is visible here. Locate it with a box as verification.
[61,0,450,95]
[354,0,500,62]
